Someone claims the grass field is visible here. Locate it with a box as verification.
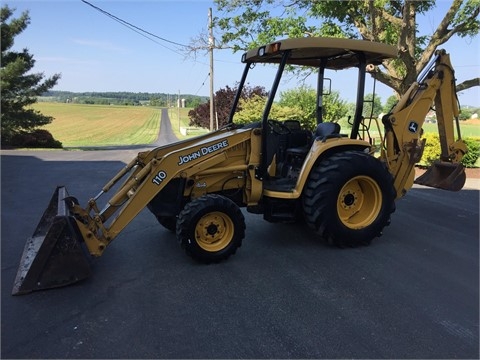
[32,103,161,147]
[32,103,208,147]
[423,119,480,138]
[167,107,209,138]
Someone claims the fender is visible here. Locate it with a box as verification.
[263,137,371,199]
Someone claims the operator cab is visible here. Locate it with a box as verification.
[228,37,397,189]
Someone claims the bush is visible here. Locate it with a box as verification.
[462,138,480,168]
[419,133,479,168]
[420,133,441,166]
[6,129,62,148]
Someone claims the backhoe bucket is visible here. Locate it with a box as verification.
[414,161,466,191]
[12,186,91,295]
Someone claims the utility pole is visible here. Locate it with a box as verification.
[178,89,181,131]
[208,7,215,132]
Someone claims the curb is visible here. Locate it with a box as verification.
[463,178,480,190]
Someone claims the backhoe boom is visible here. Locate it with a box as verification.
[382,49,467,196]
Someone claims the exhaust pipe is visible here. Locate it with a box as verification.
[12,187,92,295]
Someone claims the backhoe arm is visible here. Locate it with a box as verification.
[382,49,467,197]
[432,55,466,164]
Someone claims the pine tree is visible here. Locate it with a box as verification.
[1,5,61,147]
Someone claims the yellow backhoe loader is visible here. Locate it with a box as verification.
[12,37,467,295]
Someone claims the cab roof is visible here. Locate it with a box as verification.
[242,37,398,70]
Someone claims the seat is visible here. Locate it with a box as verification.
[286,122,342,158]
[314,122,341,141]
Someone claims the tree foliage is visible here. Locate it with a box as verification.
[41,91,207,107]
[278,86,316,129]
[188,84,267,128]
[233,94,299,125]
[1,5,61,145]
[279,86,348,130]
[214,0,480,96]
[383,94,399,113]
[362,93,384,118]
[190,84,349,131]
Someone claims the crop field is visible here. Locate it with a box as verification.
[33,103,161,147]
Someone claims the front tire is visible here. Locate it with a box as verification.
[176,194,245,263]
[155,216,177,232]
[303,150,395,247]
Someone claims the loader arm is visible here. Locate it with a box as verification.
[69,128,258,257]
[381,49,467,197]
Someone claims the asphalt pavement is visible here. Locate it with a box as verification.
[1,110,479,358]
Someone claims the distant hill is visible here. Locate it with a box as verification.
[39,90,208,108]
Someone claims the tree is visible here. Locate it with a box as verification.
[189,83,350,130]
[278,86,316,129]
[362,94,384,118]
[233,94,300,125]
[215,0,479,97]
[383,94,399,113]
[188,84,267,129]
[279,86,348,130]
[458,107,473,120]
[1,5,61,146]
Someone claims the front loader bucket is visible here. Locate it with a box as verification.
[12,186,91,295]
[414,161,466,191]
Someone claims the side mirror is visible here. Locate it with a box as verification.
[322,78,331,95]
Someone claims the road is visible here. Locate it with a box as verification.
[154,108,178,146]
[1,110,479,358]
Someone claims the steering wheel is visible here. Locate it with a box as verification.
[267,119,291,135]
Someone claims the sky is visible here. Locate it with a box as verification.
[5,0,480,106]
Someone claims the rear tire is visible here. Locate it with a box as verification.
[303,150,395,247]
[176,194,245,263]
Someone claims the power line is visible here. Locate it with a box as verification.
[81,0,188,50]
[81,0,219,99]
[194,73,210,95]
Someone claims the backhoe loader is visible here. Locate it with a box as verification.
[12,37,467,295]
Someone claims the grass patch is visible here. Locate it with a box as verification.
[32,103,161,147]
[422,121,480,138]
[167,107,209,138]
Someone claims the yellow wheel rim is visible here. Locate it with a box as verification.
[195,212,234,252]
[337,176,382,229]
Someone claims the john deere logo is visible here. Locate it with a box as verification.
[408,121,419,133]
[178,139,229,166]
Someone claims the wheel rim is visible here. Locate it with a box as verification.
[195,211,234,252]
[337,175,382,229]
